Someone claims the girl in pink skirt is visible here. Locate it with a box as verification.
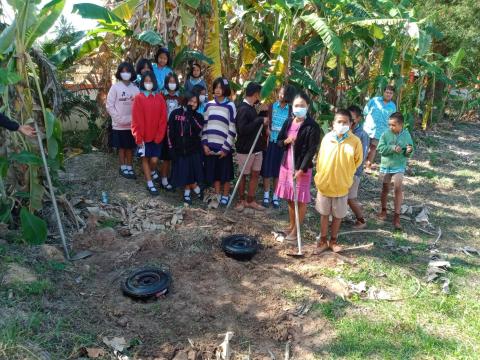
[275,92,320,240]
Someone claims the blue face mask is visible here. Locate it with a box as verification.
[292,107,308,119]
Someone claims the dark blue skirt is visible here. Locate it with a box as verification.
[111,129,136,149]
[171,153,204,187]
[204,153,234,184]
[261,141,284,178]
[144,141,162,158]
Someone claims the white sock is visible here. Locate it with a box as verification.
[264,191,270,199]
[193,186,201,194]
[151,171,159,179]
[126,165,133,171]
[272,194,279,201]
[161,177,169,186]
[184,189,191,197]
[121,165,127,170]
[147,180,154,187]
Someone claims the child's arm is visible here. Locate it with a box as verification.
[222,103,237,154]
[167,110,176,149]
[376,133,396,156]
[299,124,321,172]
[404,131,414,158]
[276,120,290,148]
[131,96,144,145]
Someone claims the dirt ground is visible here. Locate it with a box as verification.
[1,120,479,359]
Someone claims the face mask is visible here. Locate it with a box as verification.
[199,95,206,103]
[144,83,153,91]
[168,83,177,91]
[120,72,131,81]
[292,107,307,119]
[333,123,350,135]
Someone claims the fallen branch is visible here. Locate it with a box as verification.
[339,242,374,252]
[432,227,442,247]
[417,227,436,236]
[337,229,392,237]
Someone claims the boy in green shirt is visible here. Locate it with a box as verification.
[377,112,413,230]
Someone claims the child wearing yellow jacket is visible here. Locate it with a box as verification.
[314,109,363,253]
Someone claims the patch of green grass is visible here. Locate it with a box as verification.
[312,298,349,321]
[9,280,53,297]
[318,317,463,359]
[34,260,67,274]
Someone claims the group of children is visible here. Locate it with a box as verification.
[105,49,414,253]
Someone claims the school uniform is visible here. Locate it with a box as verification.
[131,91,167,157]
[152,64,173,91]
[106,81,140,149]
[161,91,182,161]
[168,107,204,187]
[184,77,208,94]
[261,102,289,178]
[201,97,237,184]
[0,113,20,131]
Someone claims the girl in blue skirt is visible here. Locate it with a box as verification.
[168,92,205,204]
[261,84,296,208]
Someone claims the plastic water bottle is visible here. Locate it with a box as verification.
[101,191,109,204]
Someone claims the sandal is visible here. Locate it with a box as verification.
[119,168,131,179]
[161,182,174,192]
[272,199,280,209]
[147,184,159,196]
[262,197,270,208]
[127,169,137,180]
[183,195,192,205]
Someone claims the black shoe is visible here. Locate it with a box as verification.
[147,184,160,196]
[119,168,131,179]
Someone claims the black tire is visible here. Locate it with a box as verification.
[221,234,258,261]
[122,268,171,299]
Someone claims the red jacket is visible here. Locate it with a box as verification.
[131,92,167,144]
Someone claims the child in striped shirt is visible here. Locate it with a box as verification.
[202,78,237,206]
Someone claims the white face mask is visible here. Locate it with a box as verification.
[144,83,153,91]
[292,107,308,118]
[168,83,177,91]
[199,95,206,103]
[333,123,350,135]
[120,72,131,81]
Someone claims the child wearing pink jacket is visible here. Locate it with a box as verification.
[106,61,140,179]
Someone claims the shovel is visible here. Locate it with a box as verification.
[287,144,304,258]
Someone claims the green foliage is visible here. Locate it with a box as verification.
[20,208,47,245]
[72,3,123,24]
[136,30,164,46]
[172,47,213,68]
[302,13,343,56]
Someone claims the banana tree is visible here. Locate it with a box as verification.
[0,0,65,244]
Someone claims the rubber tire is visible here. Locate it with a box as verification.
[122,268,171,299]
[221,234,258,261]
